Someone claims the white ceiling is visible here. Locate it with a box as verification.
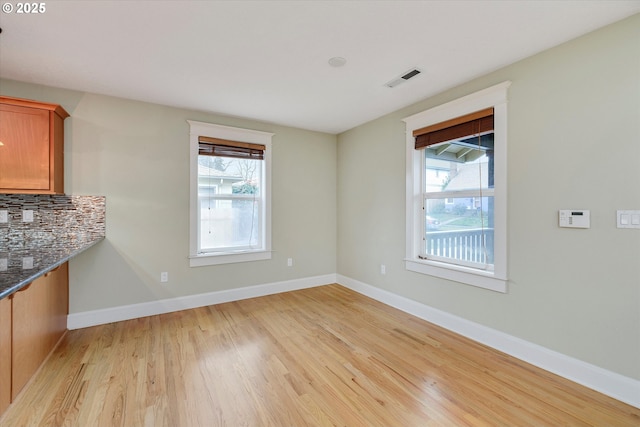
[1,1,638,134]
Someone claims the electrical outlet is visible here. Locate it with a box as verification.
[380,264,386,275]
[287,258,293,267]
[160,272,169,282]
[23,210,34,223]
[22,257,34,269]
[0,259,7,272]
[0,210,8,223]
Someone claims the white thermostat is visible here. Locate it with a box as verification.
[559,210,590,228]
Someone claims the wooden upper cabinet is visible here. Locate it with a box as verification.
[0,96,69,194]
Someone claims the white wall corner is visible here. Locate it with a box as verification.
[336,274,640,409]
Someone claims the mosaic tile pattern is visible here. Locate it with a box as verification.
[0,194,106,298]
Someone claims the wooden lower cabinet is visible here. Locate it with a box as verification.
[0,296,11,415]
[0,262,69,414]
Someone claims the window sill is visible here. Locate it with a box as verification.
[189,250,272,267]
[405,258,507,293]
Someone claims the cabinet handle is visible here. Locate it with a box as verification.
[43,266,60,278]
[17,282,32,292]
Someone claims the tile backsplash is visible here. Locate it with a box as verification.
[0,194,106,251]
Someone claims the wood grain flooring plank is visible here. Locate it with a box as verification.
[1,284,639,426]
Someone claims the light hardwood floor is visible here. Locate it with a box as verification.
[1,284,638,426]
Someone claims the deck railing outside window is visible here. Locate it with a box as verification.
[425,228,494,265]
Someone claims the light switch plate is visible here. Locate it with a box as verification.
[617,210,640,229]
[22,210,34,223]
[0,210,7,223]
[0,259,7,272]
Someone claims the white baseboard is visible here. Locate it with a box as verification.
[68,273,336,330]
[336,274,640,409]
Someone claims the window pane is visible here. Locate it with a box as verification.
[200,198,259,250]
[198,155,262,251]
[423,135,495,267]
[424,133,494,192]
[425,153,491,192]
[425,196,494,266]
[198,156,261,196]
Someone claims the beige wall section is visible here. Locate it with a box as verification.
[0,79,337,313]
[337,14,640,380]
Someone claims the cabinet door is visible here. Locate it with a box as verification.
[11,263,68,399]
[0,296,11,415]
[0,104,51,191]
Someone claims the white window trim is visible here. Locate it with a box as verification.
[403,81,511,292]
[187,120,273,267]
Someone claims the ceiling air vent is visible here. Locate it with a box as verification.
[385,68,422,88]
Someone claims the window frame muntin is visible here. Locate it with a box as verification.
[403,82,510,292]
[188,120,273,267]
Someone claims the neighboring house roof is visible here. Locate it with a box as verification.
[443,161,488,191]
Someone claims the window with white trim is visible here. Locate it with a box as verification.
[403,82,510,292]
[188,120,273,267]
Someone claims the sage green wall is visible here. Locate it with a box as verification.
[0,79,337,312]
[337,14,640,380]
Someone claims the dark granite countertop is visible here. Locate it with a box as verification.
[0,236,104,299]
